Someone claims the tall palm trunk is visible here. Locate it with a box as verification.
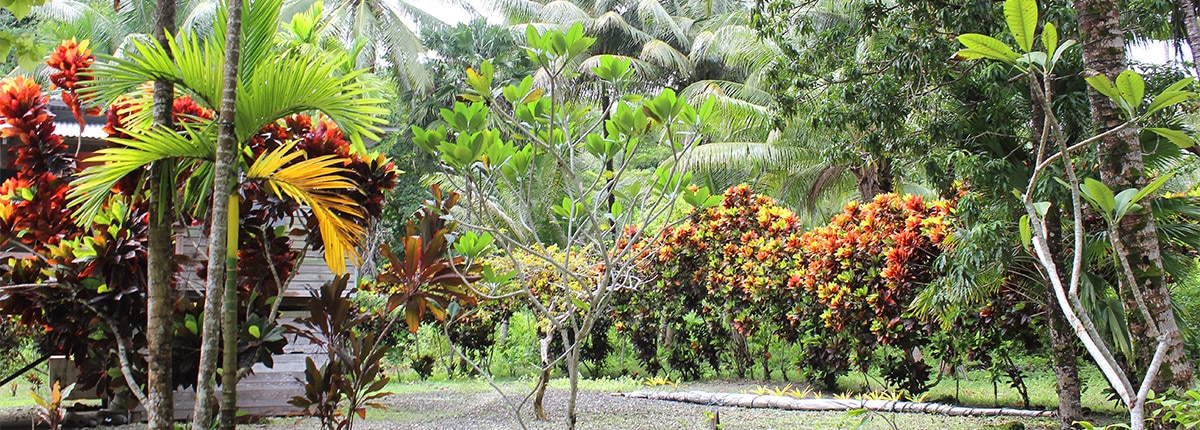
[146,0,177,426]
[192,0,244,427]
[219,197,240,430]
[1178,0,1200,78]
[1075,0,1193,398]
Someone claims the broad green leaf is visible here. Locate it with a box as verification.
[956,34,1020,64]
[1146,92,1193,116]
[1144,77,1195,115]
[1114,70,1145,112]
[1147,127,1196,149]
[1050,39,1076,67]
[1113,188,1138,221]
[1131,172,1176,206]
[1042,22,1058,55]
[1019,215,1032,251]
[1161,77,1196,94]
[1033,201,1050,216]
[1081,178,1116,219]
[1085,75,1131,117]
[1017,52,1047,68]
[1004,0,1038,52]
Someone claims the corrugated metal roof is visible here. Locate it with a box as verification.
[51,121,108,139]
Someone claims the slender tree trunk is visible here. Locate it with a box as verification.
[220,198,240,430]
[1076,0,1194,404]
[566,342,580,430]
[147,0,177,426]
[1032,74,1083,429]
[533,334,551,421]
[193,0,243,426]
[1178,0,1200,77]
[852,156,893,200]
[1045,204,1084,429]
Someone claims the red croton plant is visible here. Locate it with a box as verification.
[45,38,96,132]
[622,185,1036,394]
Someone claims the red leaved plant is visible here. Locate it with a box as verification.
[372,185,479,333]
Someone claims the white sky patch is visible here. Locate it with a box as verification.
[398,1,1195,73]
[1130,40,1192,64]
[398,0,498,35]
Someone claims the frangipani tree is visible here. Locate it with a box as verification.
[411,23,720,429]
[953,0,1197,427]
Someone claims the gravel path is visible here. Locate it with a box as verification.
[0,380,1064,429]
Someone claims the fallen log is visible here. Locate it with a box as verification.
[612,390,1057,418]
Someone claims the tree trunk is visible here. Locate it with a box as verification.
[1045,204,1083,429]
[1032,73,1084,428]
[852,156,893,200]
[192,0,244,426]
[566,341,580,430]
[220,198,240,430]
[532,334,552,421]
[146,0,176,426]
[1179,0,1200,78]
[1076,0,1194,402]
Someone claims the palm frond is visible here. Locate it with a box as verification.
[592,11,653,46]
[235,51,388,151]
[31,0,90,25]
[635,0,688,45]
[82,37,184,105]
[489,0,544,23]
[69,124,217,224]
[179,0,219,37]
[690,25,779,75]
[681,80,773,141]
[670,141,804,174]
[247,145,367,274]
[638,39,692,79]
[539,0,591,24]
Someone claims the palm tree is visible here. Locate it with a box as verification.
[491,0,741,87]
[72,0,387,425]
[33,0,218,56]
[277,0,472,93]
[145,0,177,424]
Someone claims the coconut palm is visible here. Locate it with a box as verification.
[277,0,473,93]
[491,0,752,88]
[33,0,219,56]
[70,0,386,424]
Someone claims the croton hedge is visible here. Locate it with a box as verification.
[623,185,1039,394]
[788,193,952,392]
